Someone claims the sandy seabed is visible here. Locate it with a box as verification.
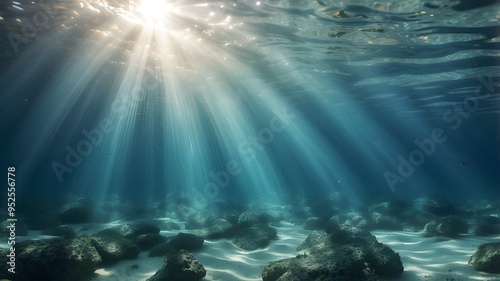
[5,220,500,281]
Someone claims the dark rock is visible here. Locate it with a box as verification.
[303,217,326,230]
[469,242,500,273]
[413,197,457,216]
[59,201,93,224]
[461,200,497,215]
[297,231,327,251]
[467,217,500,236]
[468,222,498,236]
[133,233,167,250]
[262,247,377,281]
[370,213,403,230]
[149,242,178,257]
[233,224,277,250]
[366,241,405,276]
[400,209,436,229]
[97,222,160,239]
[237,211,268,227]
[265,225,403,280]
[482,216,500,224]
[90,236,140,264]
[200,218,235,239]
[422,218,467,238]
[41,225,76,237]
[118,223,160,238]
[325,225,380,247]
[329,212,368,229]
[224,213,240,225]
[147,250,206,281]
[169,233,204,251]
[15,237,101,281]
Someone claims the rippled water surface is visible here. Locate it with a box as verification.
[0,0,499,204]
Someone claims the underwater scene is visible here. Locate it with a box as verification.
[0,0,499,280]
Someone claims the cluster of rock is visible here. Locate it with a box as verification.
[293,194,500,276]
[296,195,500,239]
[0,221,205,281]
[184,210,281,250]
[147,250,206,281]
[262,224,403,280]
[4,193,499,280]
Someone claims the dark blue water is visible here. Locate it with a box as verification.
[0,0,499,213]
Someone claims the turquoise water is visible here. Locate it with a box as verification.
[0,1,499,281]
[0,0,499,210]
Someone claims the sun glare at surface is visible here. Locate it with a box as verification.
[138,0,171,25]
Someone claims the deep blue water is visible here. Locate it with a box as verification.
[0,0,499,212]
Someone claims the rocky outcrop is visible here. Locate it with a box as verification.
[233,224,277,250]
[262,251,377,281]
[296,231,327,251]
[97,222,160,239]
[467,216,500,236]
[370,212,403,230]
[147,250,206,281]
[15,237,102,281]
[149,242,179,257]
[422,218,468,238]
[303,217,326,230]
[89,236,140,264]
[58,199,94,224]
[469,242,500,273]
[133,233,167,250]
[199,218,235,239]
[412,197,457,216]
[169,233,204,251]
[262,225,403,280]
[237,211,268,227]
[329,212,368,229]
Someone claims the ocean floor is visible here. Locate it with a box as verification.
[374,231,500,281]
[90,220,311,281]
[4,219,500,281]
